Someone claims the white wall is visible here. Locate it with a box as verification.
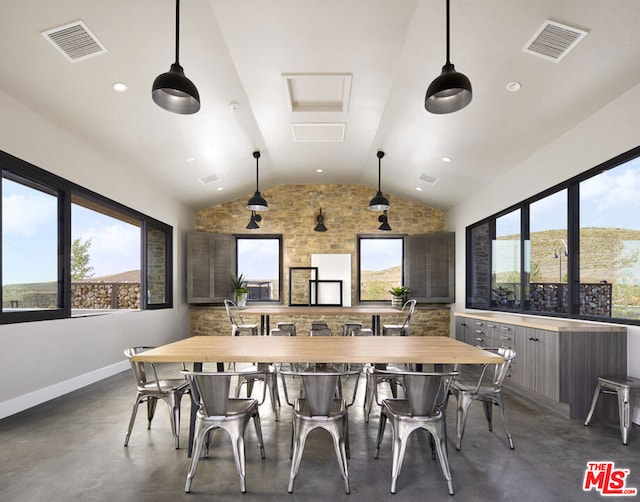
[446,82,640,420]
[0,90,193,418]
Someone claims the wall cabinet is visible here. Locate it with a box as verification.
[186,232,234,304]
[454,313,626,420]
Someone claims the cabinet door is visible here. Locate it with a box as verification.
[186,231,234,304]
[455,316,473,344]
[404,232,454,303]
[513,326,559,400]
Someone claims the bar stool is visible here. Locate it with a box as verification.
[585,376,640,444]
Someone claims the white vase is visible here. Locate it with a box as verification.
[236,292,247,307]
[391,296,404,308]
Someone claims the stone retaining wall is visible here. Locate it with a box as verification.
[71,282,140,310]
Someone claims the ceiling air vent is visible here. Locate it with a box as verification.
[42,21,107,63]
[199,174,220,186]
[419,174,439,185]
[522,20,588,63]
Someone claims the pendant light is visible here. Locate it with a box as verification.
[369,151,390,211]
[152,0,201,114]
[247,151,268,211]
[378,210,392,231]
[246,211,262,230]
[425,0,472,114]
[314,209,328,232]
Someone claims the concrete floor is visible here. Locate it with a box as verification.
[1,368,639,502]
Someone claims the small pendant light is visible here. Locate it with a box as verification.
[425,0,472,114]
[314,209,328,232]
[378,210,392,231]
[152,0,201,114]
[247,151,268,211]
[369,151,390,211]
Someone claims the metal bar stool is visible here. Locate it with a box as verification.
[585,376,640,444]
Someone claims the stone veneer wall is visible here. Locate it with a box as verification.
[191,184,449,337]
[71,282,140,309]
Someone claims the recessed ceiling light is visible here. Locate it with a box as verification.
[112,82,127,92]
[316,169,323,173]
[506,82,521,92]
[442,157,451,162]
[185,157,195,163]
[217,187,224,191]
[416,187,423,191]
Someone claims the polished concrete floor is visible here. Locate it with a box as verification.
[1,368,639,502]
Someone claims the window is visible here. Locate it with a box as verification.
[236,236,282,302]
[466,145,640,324]
[358,236,403,301]
[0,150,173,324]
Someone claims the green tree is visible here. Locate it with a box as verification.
[71,237,94,280]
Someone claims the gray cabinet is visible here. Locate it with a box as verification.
[405,232,454,303]
[454,313,626,419]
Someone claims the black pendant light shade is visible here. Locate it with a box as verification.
[425,0,472,114]
[246,211,262,230]
[369,151,390,211]
[314,209,328,232]
[378,210,392,231]
[247,151,268,211]
[152,0,201,114]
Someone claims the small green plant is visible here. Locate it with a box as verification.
[231,273,248,294]
[388,285,410,297]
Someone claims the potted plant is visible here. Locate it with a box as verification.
[388,285,410,308]
[232,273,249,307]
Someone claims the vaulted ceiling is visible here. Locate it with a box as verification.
[2,0,639,211]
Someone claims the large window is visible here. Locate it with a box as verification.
[0,150,173,324]
[466,145,640,324]
[358,236,403,301]
[236,236,281,302]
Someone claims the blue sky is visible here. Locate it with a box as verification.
[2,178,139,285]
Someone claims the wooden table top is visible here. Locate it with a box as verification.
[132,335,503,365]
[240,305,403,316]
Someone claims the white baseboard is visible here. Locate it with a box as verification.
[0,360,129,420]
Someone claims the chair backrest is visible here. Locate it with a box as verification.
[183,370,265,416]
[400,299,417,328]
[124,346,156,385]
[224,299,244,328]
[377,369,458,417]
[483,347,516,388]
[281,368,360,415]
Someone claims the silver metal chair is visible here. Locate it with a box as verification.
[123,346,190,449]
[585,376,640,444]
[236,362,281,421]
[450,346,516,450]
[273,321,297,336]
[310,321,332,336]
[381,299,416,336]
[224,299,258,336]
[280,367,360,494]
[182,370,266,494]
[374,369,458,495]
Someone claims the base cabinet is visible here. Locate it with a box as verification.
[455,314,626,420]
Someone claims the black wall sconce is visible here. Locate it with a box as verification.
[378,210,391,231]
[314,208,327,232]
[246,210,262,230]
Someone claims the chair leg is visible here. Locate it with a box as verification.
[328,423,350,494]
[230,432,247,493]
[124,394,144,446]
[430,420,454,495]
[493,394,514,449]
[584,382,602,426]
[146,397,158,428]
[455,393,473,451]
[618,387,631,445]
[185,421,208,493]
[252,411,266,459]
[288,419,310,493]
[364,372,375,423]
[390,425,409,494]
[165,392,182,449]
[375,409,388,459]
[482,398,493,432]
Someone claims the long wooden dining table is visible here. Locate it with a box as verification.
[240,305,405,335]
[133,335,503,456]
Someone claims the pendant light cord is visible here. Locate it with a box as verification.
[255,154,260,192]
[445,0,450,65]
[378,156,382,192]
[175,0,181,65]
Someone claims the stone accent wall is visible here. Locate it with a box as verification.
[147,227,166,303]
[191,183,450,337]
[529,282,612,316]
[71,282,140,309]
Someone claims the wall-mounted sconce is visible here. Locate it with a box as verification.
[378,210,391,231]
[246,210,262,230]
[314,208,327,232]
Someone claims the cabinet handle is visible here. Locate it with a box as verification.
[460,322,467,326]
[475,322,483,326]
[475,329,484,334]
[488,323,496,328]
[500,335,511,340]
[528,337,539,342]
[501,326,512,331]
[475,337,484,342]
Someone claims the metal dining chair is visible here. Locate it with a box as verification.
[123,346,190,449]
[182,370,267,494]
[374,369,459,495]
[224,299,258,336]
[450,346,516,450]
[381,299,416,336]
[280,366,360,494]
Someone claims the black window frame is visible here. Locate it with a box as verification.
[357,234,405,303]
[235,234,283,303]
[0,150,173,324]
[465,144,640,326]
